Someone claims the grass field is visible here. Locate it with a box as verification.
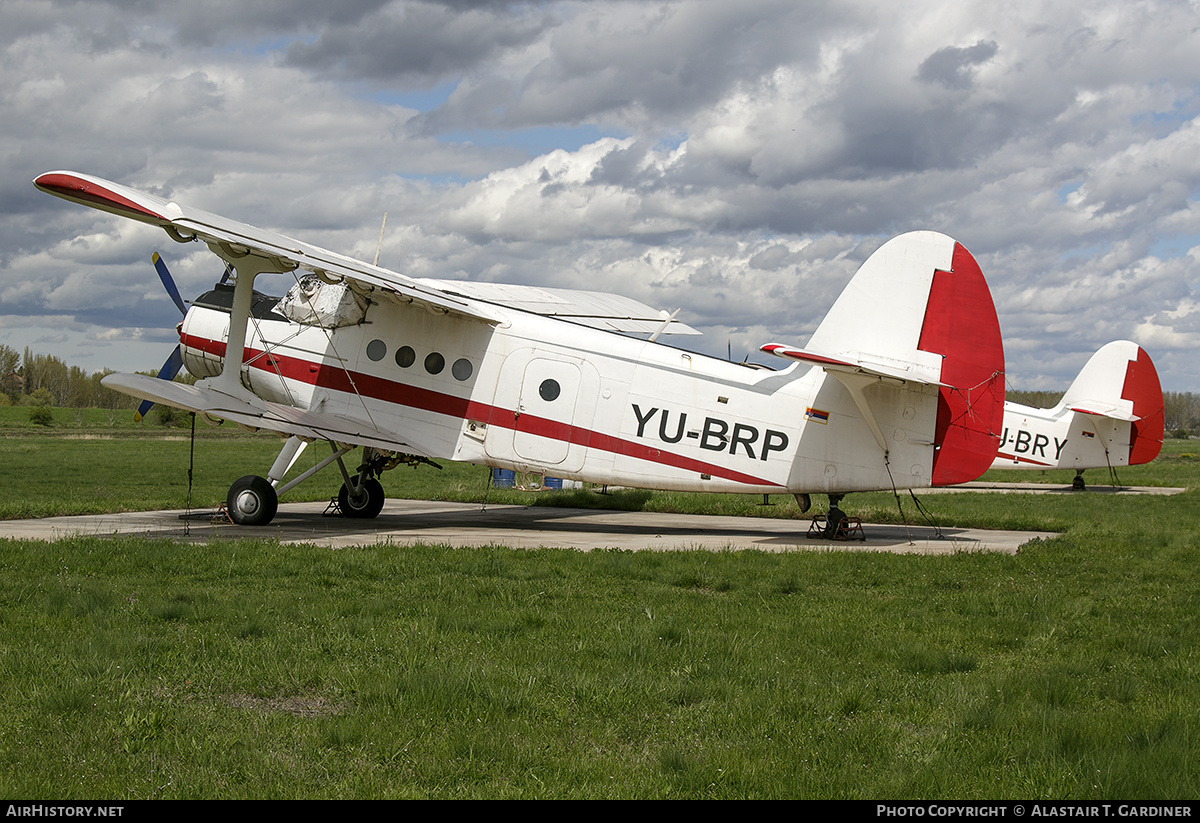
[1,408,1198,798]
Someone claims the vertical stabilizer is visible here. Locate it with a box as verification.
[801,232,1005,486]
[1059,340,1164,465]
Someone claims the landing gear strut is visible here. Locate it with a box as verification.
[332,446,389,520]
[222,440,437,526]
[339,477,386,519]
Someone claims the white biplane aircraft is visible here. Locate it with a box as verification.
[34,171,1006,527]
[992,341,1163,488]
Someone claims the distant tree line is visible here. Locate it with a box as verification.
[1007,386,1200,439]
[4,343,1200,437]
[1162,392,1200,438]
[0,344,142,411]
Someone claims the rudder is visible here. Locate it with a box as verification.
[916,242,1006,484]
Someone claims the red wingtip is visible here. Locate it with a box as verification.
[34,172,167,223]
[1125,346,1164,465]
[917,242,1006,486]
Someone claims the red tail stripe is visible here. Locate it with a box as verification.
[916,243,1006,486]
[1124,346,1164,465]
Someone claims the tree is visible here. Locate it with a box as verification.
[0,344,19,402]
[28,406,53,426]
[1164,392,1200,436]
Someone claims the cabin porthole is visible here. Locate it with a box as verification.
[539,379,561,402]
[366,339,387,361]
[395,346,416,368]
[425,352,445,375]
[452,358,473,381]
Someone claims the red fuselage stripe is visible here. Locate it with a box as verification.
[994,451,1050,467]
[181,332,781,487]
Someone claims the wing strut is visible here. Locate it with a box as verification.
[200,247,295,403]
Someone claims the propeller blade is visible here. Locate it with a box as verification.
[152,252,188,316]
[134,345,184,422]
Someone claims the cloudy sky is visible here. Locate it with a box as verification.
[2,0,1198,391]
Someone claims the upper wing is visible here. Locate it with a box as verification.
[34,171,697,337]
[419,279,700,336]
[34,171,503,325]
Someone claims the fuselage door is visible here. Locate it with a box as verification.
[513,358,582,465]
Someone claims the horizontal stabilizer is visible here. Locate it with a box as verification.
[760,344,947,386]
[1068,403,1139,422]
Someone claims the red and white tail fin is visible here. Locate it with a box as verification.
[995,342,1164,472]
[1059,340,1164,465]
[763,231,1005,486]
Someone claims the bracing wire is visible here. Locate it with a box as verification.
[906,489,944,538]
[481,465,494,513]
[883,455,916,545]
[285,269,381,431]
[243,312,298,408]
[1100,426,1122,489]
[943,369,1006,435]
[185,411,196,536]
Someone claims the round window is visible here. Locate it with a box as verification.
[539,378,561,402]
[395,346,416,368]
[366,339,387,361]
[424,352,445,375]
[452,358,473,381]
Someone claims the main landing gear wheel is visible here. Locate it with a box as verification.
[227,475,278,526]
[339,478,386,519]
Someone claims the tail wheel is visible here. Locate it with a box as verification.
[339,478,385,519]
[227,475,278,526]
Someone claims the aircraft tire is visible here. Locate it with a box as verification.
[339,478,385,519]
[227,475,278,526]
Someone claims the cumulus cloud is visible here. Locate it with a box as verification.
[917,40,998,90]
[285,0,553,84]
[2,0,1199,391]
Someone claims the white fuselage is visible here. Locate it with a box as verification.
[180,294,943,496]
[991,402,1130,471]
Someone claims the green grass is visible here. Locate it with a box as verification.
[2,534,1197,798]
[1,410,1199,797]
